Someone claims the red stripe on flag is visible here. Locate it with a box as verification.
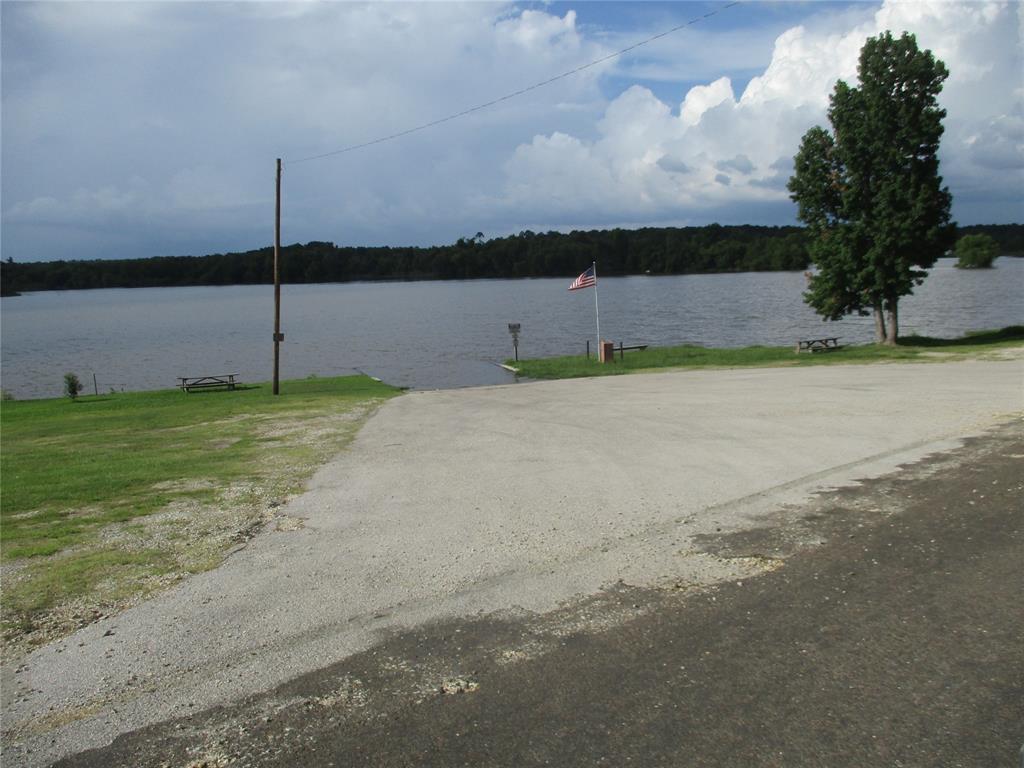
[569,267,596,291]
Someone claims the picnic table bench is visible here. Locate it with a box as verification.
[795,337,842,354]
[616,342,648,360]
[178,374,239,392]
[586,341,649,359]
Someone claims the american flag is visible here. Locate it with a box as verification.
[568,265,596,291]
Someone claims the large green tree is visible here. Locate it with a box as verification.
[788,31,954,344]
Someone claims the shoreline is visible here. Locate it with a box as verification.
[3,326,1021,402]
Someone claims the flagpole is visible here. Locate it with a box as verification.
[592,261,601,350]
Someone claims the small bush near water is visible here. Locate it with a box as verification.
[955,234,999,269]
[63,372,84,400]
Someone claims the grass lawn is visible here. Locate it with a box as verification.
[509,326,1024,380]
[0,375,400,651]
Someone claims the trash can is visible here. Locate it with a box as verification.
[599,340,615,363]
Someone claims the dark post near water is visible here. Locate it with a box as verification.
[273,158,282,395]
[508,323,521,362]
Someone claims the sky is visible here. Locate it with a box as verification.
[2,1,1022,263]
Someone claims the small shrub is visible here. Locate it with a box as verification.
[1,389,14,401]
[63,372,84,400]
[955,234,999,269]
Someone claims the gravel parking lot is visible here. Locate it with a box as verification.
[3,358,1022,766]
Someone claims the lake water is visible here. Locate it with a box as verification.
[2,257,1021,399]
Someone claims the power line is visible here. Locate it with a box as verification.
[286,1,741,165]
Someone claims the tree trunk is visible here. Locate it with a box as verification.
[873,303,887,343]
[885,300,899,345]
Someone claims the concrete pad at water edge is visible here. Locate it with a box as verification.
[2,359,1022,768]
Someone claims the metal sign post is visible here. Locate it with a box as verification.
[508,323,521,362]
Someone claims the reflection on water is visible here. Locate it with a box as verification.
[2,257,1021,398]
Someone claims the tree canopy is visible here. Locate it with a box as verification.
[0,225,812,295]
[788,31,955,344]
[3,221,1020,299]
[954,234,999,269]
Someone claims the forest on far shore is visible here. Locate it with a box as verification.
[2,223,1021,296]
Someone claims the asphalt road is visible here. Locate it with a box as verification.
[2,358,1022,766]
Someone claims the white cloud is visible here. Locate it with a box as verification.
[965,115,1024,170]
[738,24,863,110]
[681,77,734,127]
[500,0,1023,225]
[717,155,755,175]
[496,8,580,52]
[7,182,146,226]
[3,3,616,257]
[1,1,1020,262]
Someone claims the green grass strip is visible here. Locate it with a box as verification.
[1,375,398,558]
[509,326,1024,380]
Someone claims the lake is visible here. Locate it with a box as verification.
[2,257,1021,400]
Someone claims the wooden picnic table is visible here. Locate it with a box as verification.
[795,337,842,354]
[178,374,239,392]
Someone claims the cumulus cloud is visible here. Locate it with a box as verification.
[2,2,612,258]
[7,182,146,226]
[1,1,1020,262]
[716,155,755,175]
[656,156,691,175]
[500,0,1023,226]
[680,77,735,127]
[965,115,1024,170]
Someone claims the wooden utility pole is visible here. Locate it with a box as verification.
[273,158,282,395]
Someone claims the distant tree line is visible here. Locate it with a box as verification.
[1,222,1020,296]
[956,224,1024,255]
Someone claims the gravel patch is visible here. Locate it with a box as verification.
[3,359,1021,766]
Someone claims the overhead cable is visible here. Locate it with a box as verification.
[286,1,740,165]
